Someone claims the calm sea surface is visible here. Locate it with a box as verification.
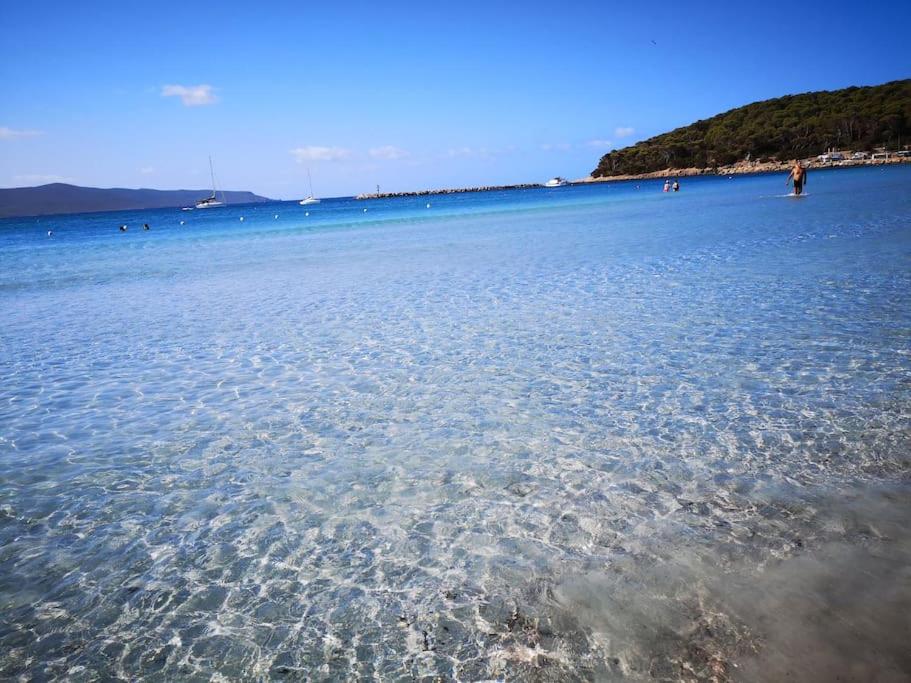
[1,167,910,680]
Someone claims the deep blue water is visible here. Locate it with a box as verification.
[1,167,910,680]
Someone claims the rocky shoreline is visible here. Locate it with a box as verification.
[576,156,910,183]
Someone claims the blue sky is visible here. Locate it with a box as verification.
[2,1,909,198]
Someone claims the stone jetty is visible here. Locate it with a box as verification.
[356,183,544,200]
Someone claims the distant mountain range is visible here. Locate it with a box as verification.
[0,183,273,219]
[592,79,911,177]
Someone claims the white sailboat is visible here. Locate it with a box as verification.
[195,156,224,209]
[299,169,321,205]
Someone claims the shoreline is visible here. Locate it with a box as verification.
[575,155,911,183]
[355,157,910,199]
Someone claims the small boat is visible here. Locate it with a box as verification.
[544,177,568,188]
[196,195,223,209]
[195,156,225,209]
[299,169,321,205]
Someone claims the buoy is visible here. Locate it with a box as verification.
[363,208,368,212]
[426,203,431,208]
[179,220,185,225]
[305,211,309,216]
[239,216,245,222]
[274,214,278,219]
[47,230,53,237]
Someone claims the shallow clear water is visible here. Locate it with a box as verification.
[1,167,910,681]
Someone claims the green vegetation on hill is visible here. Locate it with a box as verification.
[593,79,911,177]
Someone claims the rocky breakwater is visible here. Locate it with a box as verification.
[356,183,543,200]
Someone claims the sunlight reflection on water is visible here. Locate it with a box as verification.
[1,167,910,679]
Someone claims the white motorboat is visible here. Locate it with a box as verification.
[544,177,568,188]
[195,157,225,209]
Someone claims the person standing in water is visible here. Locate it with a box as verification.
[672,179,680,192]
[786,161,808,196]
[663,179,670,193]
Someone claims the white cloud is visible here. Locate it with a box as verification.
[540,143,572,152]
[161,84,218,106]
[586,139,614,148]
[139,166,155,175]
[290,146,352,162]
[614,126,635,138]
[369,145,409,160]
[0,127,43,140]
[446,146,495,159]
[14,174,74,184]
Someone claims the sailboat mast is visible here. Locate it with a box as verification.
[308,168,314,198]
[209,156,217,198]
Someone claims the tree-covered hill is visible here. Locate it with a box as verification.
[592,79,911,177]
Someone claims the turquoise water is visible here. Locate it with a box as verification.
[1,167,910,680]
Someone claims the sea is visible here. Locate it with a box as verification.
[1,166,909,681]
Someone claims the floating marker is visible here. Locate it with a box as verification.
[363,208,368,212]
[179,220,185,225]
[305,211,309,216]
[426,203,431,208]
[274,214,279,219]
[239,216,245,222]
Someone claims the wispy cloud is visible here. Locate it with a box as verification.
[161,84,218,106]
[14,174,74,184]
[290,146,352,162]
[540,143,572,152]
[0,126,43,140]
[586,139,614,148]
[447,146,495,159]
[614,126,635,138]
[369,145,409,160]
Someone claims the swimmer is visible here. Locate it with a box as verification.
[143,223,150,230]
[47,230,54,237]
[786,160,808,196]
[119,224,127,232]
